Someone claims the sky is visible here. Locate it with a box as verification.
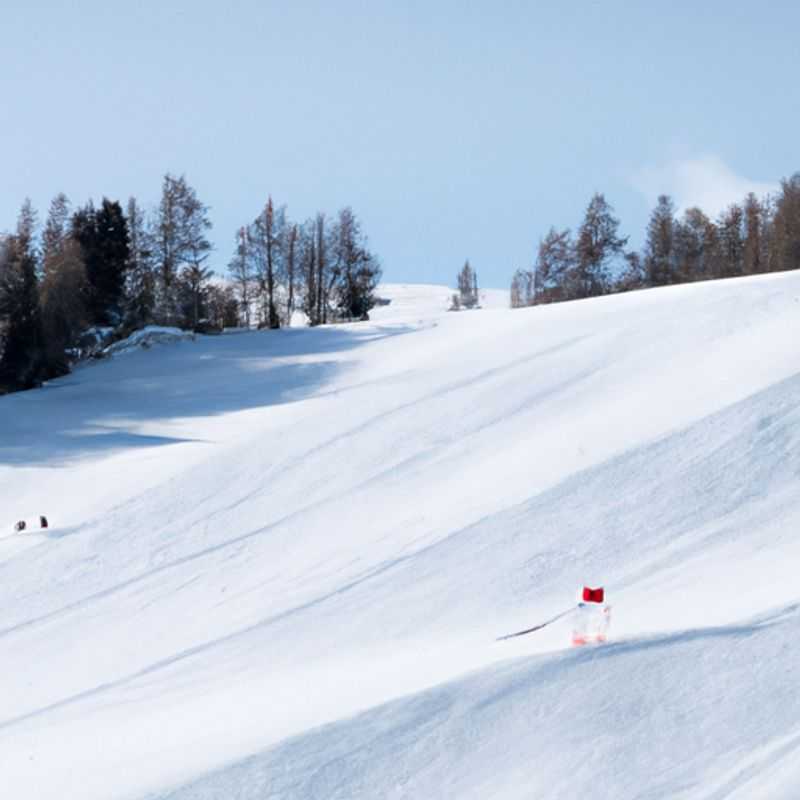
[1,1,798,288]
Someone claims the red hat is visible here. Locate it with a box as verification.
[582,586,604,603]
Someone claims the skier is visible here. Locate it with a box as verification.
[571,587,611,646]
[497,586,611,646]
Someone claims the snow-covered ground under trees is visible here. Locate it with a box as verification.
[1,276,799,800]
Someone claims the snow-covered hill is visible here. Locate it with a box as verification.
[1,276,798,799]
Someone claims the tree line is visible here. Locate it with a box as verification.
[510,172,800,307]
[0,175,381,394]
[229,199,381,330]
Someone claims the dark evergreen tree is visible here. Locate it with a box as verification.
[457,260,478,308]
[331,207,382,320]
[72,198,130,325]
[0,201,46,392]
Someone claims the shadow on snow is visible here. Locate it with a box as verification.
[0,323,413,466]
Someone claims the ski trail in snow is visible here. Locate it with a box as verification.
[691,729,800,800]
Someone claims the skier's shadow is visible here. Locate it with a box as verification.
[17,525,82,540]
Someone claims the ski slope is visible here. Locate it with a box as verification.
[1,276,799,799]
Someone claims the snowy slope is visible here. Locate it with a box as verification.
[0,276,798,799]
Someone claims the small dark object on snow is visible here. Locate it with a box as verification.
[14,520,26,532]
[40,516,49,529]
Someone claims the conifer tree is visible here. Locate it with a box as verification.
[644,195,677,286]
[535,228,574,302]
[41,193,71,270]
[72,198,130,324]
[457,261,478,308]
[575,193,627,298]
[331,207,381,320]
[0,201,46,391]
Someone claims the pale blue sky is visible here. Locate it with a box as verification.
[2,1,797,287]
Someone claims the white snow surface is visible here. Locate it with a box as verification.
[1,276,799,799]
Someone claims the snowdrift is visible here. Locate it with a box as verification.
[103,326,195,357]
[0,276,798,800]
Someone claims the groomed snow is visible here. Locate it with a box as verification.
[1,275,799,799]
